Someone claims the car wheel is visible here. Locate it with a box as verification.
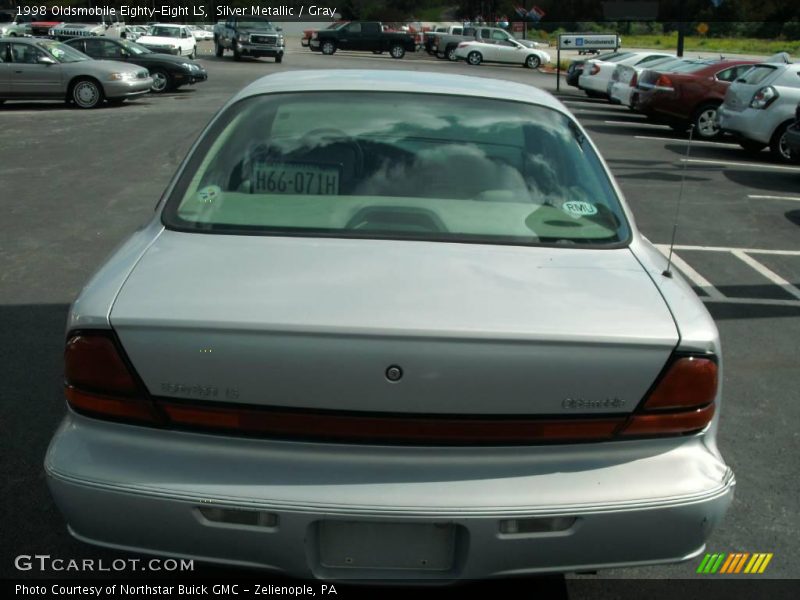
[692,104,722,139]
[275,54,283,63]
[389,45,405,59]
[189,47,196,59]
[446,46,458,61]
[770,122,797,164]
[214,38,223,57]
[467,51,482,66]
[525,54,541,69]
[321,41,336,55]
[149,69,172,93]
[70,78,104,109]
[232,41,241,61]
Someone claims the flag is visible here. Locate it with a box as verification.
[527,6,546,21]
[515,6,528,18]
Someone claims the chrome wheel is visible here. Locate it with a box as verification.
[321,41,336,55]
[694,106,720,139]
[525,55,540,69]
[150,70,169,93]
[778,131,792,161]
[72,79,102,109]
[389,45,405,59]
[446,47,457,61]
[467,51,481,66]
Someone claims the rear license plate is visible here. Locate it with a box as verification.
[252,163,340,195]
[318,521,456,571]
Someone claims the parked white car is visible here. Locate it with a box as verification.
[137,24,197,58]
[609,56,681,107]
[189,25,213,41]
[455,38,550,69]
[124,25,149,42]
[580,52,672,99]
[718,61,800,163]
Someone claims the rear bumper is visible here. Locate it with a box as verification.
[718,105,774,145]
[609,82,633,107]
[46,412,735,580]
[578,75,608,94]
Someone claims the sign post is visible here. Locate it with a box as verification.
[556,33,620,92]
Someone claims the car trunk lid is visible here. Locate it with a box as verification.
[110,232,679,416]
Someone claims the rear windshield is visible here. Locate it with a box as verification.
[150,26,181,37]
[164,92,630,247]
[738,65,777,85]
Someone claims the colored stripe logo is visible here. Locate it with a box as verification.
[697,552,773,574]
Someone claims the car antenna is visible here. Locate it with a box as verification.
[662,124,695,278]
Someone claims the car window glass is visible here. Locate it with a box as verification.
[167,92,630,247]
[635,55,667,65]
[715,67,736,81]
[11,43,43,64]
[82,39,103,57]
[480,29,491,38]
[453,28,462,35]
[491,31,507,40]
[738,65,777,85]
[101,40,124,58]
[346,23,361,33]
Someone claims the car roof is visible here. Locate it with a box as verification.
[232,70,570,115]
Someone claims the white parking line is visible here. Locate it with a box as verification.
[681,158,800,172]
[663,244,800,256]
[635,135,741,148]
[654,246,725,300]
[603,120,671,128]
[731,250,800,301]
[748,194,800,202]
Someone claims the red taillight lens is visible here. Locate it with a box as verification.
[655,74,674,90]
[160,400,626,444]
[643,356,718,410]
[590,63,600,75]
[64,331,160,423]
[618,355,718,437]
[630,72,638,88]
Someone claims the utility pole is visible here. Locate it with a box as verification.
[676,0,686,57]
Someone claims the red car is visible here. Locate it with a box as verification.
[635,58,759,139]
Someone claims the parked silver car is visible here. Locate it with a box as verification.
[46,70,734,580]
[718,59,800,162]
[0,37,152,108]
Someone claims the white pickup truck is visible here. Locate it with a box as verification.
[137,24,197,58]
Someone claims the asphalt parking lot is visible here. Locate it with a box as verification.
[1,42,798,587]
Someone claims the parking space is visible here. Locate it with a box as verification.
[1,47,798,583]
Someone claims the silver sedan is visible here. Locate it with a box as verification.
[0,37,152,108]
[46,70,734,579]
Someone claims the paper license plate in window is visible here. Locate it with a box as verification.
[252,163,340,195]
[318,521,456,571]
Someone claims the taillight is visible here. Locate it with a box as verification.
[619,355,718,437]
[630,72,638,88]
[654,74,674,91]
[64,331,161,424]
[589,63,600,75]
[750,85,778,109]
[457,42,469,48]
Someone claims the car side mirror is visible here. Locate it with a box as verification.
[38,55,57,65]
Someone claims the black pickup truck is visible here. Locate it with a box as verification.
[214,16,285,62]
[309,21,416,59]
